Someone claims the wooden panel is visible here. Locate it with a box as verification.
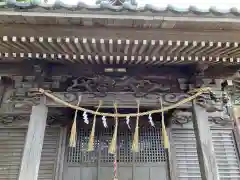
[150,166,167,180]
[98,167,112,180]
[0,127,60,180]
[39,128,60,180]
[63,167,81,180]
[171,127,240,180]
[211,129,240,180]
[0,128,25,180]
[135,167,149,180]
[171,128,201,180]
[82,167,97,180]
[167,129,179,180]
[65,165,168,180]
[118,167,132,180]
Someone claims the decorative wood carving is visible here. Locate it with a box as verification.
[66,75,179,97]
[0,69,229,115]
[0,114,29,125]
[0,112,69,126]
[7,69,225,94]
[171,109,231,127]
[7,90,41,112]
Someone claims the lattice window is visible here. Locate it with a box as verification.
[135,126,165,163]
[67,129,100,164]
[67,125,165,164]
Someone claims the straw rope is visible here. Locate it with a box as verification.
[34,87,211,118]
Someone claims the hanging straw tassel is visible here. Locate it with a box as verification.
[108,103,119,154]
[69,95,82,147]
[160,97,169,149]
[132,100,140,152]
[88,100,103,152]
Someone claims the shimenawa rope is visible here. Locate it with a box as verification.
[35,87,211,118]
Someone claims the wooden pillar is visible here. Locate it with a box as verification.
[233,106,240,153]
[0,82,6,109]
[233,106,240,134]
[192,100,219,180]
[18,100,48,180]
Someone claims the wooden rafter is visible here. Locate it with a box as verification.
[0,36,240,66]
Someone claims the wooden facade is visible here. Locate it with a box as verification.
[0,1,240,180]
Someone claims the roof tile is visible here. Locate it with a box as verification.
[1,0,240,16]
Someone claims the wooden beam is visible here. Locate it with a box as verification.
[0,62,190,77]
[191,100,219,180]
[0,62,238,79]
[18,99,48,180]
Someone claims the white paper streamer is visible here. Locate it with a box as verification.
[126,116,131,129]
[102,116,108,128]
[148,114,155,127]
[83,111,89,124]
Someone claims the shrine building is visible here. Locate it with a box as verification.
[0,1,240,180]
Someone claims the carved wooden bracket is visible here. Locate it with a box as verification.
[171,109,232,127]
[0,114,29,125]
[0,111,69,126]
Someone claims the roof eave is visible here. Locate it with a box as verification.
[1,11,240,31]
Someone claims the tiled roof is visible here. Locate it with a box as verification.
[2,0,240,16]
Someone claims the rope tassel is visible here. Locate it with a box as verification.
[132,100,140,152]
[88,100,102,152]
[109,103,119,154]
[69,96,82,147]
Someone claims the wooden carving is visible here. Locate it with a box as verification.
[0,114,29,125]
[66,75,177,97]
[0,112,69,126]
[171,109,231,126]
[0,74,229,114]
[171,110,192,125]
